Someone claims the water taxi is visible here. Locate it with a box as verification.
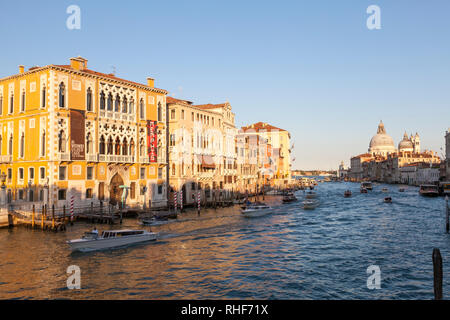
[241,202,273,217]
[419,184,439,197]
[361,182,373,190]
[67,229,157,252]
[303,200,319,210]
[282,192,298,203]
[344,190,352,198]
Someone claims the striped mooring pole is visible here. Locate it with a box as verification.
[180,190,183,212]
[70,195,74,225]
[197,190,201,215]
[174,191,178,212]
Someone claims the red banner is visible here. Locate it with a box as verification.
[147,120,158,163]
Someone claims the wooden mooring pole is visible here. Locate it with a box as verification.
[31,204,35,228]
[446,196,449,233]
[432,248,443,300]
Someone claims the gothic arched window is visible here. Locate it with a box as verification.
[100,91,105,110]
[58,82,65,108]
[107,137,113,155]
[58,130,66,153]
[122,138,128,156]
[130,139,135,156]
[129,99,134,114]
[122,97,128,113]
[115,94,120,112]
[157,102,162,122]
[99,135,105,155]
[115,137,121,155]
[107,93,113,111]
[86,133,93,154]
[87,88,92,111]
[139,99,145,119]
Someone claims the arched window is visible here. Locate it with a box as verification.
[58,130,66,153]
[58,82,65,108]
[40,131,46,157]
[19,133,25,158]
[0,135,2,154]
[122,138,128,156]
[41,86,46,108]
[139,138,145,157]
[99,135,106,155]
[86,88,92,111]
[0,95,3,115]
[114,94,120,112]
[100,91,105,110]
[139,99,145,119]
[107,93,113,111]
[86,133,93,154]
[122,97,128,113]
[9,93,14,114]
[157,102,162,122]
[130,139,135,156]
[114,137,121,155]
[171,163,176,176]
[107,137,113,155]
[8,135,13,155]
[21,90,25,112]
[129,99,134,114]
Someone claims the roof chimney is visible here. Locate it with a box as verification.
[19,65,25,74]
[70,56,88,71]
[147,77,154,88]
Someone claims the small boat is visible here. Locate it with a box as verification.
[282,192,298,203]
[241,202,273,218]
[303,200,319,210]
[399,187,406,193]
[344,190,352,198]
[309,185,315,190]
[419,184,439,197]
[305,191,317,199]
[381,188,389,193]
[233,198,246,205]
[67,229,157,252]
[384,197,392,203]
[360,187,368,194]
[361,182,373,191]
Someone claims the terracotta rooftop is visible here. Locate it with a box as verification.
[242,122,287,132]
[166,96,193,105]
[193,103,228,110]
[53,65,166,92]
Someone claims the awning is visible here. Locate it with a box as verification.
[197,155,216,169]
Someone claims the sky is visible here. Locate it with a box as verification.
[0,0,449,170]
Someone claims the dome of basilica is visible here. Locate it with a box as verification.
[398,132,414,152]
[368,121,397,156]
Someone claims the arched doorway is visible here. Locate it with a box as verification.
[109,173,124,206]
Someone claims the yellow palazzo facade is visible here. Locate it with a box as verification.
[0,57,168,210]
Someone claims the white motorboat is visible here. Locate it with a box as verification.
[303,200,319,210]
[305,191,317,199]
[241,202,273,217]
[67,229,157,252]
[140,217,169,226]
[381,188,389,193]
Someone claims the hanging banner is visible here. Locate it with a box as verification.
[147,120,158,163]
[70,110,86,160]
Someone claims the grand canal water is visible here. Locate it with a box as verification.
[1,182,449,300]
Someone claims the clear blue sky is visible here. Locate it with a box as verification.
[1,0,449,170]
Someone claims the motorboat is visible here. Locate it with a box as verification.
[303,199,319,210]
[282,192,298,203]
[439,182,450,195]
[381,188,389,193]
[241,202,273,217]
[360,187,368,194]
[384,197,393,203]
[399,187,406,193]
[266,189,284,196]
[361,182,373,191]
[140,216,169,226]
[67,229,157,252]
[344,190,352,198]
[305,191,317,199]
[419,184,439,197]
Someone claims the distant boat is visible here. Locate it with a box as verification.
[419,185,439,197]
[360,187,368,194]
[303,200,319,210]
[344,190,352,198]
[67,230,157,252]
[282,192,298,203]
[381,188,389,193]
[361,182,373,190]
[241,202,273,218]
[399,187,406,193]
[305,191,317,199]
[384,197,393,203]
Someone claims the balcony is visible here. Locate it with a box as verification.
[98,155,135,163]
[57,153,71,161]
[0,155,12,163]
[86,154,99,162]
